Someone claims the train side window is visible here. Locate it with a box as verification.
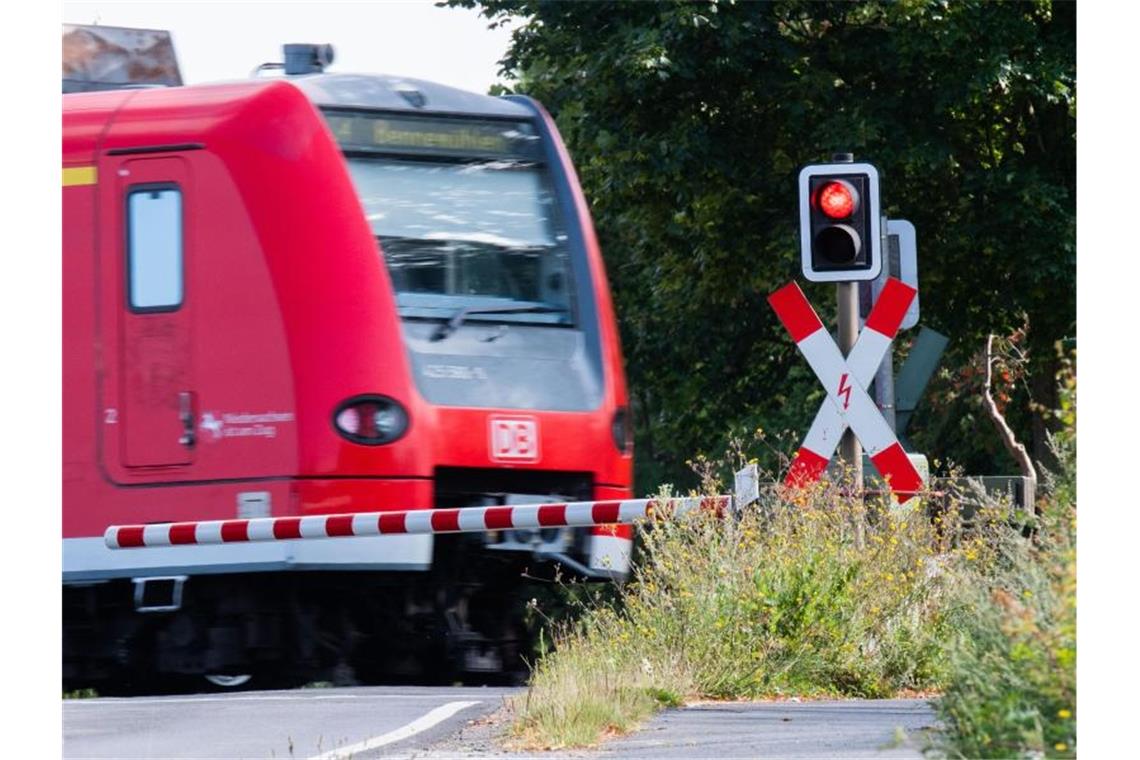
[127,186,183,311]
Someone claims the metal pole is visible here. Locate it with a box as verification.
[829,151,863,496]
[870,270,897,435]
[874,354,896,428]
[836,281,863,494]
[874,218,898,434]
[873,349,897,433]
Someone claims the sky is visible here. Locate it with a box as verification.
[61,0,517,94]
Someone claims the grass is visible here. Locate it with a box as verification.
[509,618,691,748]
[934,433,1076,758]
[510,421,1076,754]
[510,478,970,749]
[63,688,99,699]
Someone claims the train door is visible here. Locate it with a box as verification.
[102,155,197,473]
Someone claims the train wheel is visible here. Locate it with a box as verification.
[202,673,253,689]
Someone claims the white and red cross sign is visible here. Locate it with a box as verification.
[768,277,923,502]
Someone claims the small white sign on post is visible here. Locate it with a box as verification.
[734,463,760,512]
[861,219,920,330]
[885,219,919,329]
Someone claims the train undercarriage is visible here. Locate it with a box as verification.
[62,535,578,694]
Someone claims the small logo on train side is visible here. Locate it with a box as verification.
[198,411,295,442]
[200,413,225,440]
[489,416,540,463]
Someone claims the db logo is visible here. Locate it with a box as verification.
[489,416,540,463]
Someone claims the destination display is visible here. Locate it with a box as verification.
[323,110,541,159]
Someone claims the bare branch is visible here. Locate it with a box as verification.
[982,334,1038,513]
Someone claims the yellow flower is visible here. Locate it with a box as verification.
[1058,708,1072,719]
[1055,742,1068,751]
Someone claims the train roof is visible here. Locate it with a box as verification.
[285,72,532,119]
[62,69,539,165]
[62,80,313,162]
[62,71,533,124]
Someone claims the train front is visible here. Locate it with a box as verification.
[292,72,633,665]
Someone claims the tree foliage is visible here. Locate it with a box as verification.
[451,0,1075,490]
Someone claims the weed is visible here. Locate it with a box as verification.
[512,359,1076,753]
[934,433,1075,759]
[511,475,967,747]
[62,688,98,699]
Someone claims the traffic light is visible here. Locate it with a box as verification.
[798,162,882,282]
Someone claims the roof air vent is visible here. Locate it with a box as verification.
[283,43,334,75]
[395,83,427,109]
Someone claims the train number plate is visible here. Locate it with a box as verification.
[489,416,540,463]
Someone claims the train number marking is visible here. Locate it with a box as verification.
[489,417,540,463]
[104,408,118,424]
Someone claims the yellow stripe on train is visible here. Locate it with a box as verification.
[63,166,97,187]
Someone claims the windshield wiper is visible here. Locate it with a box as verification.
[429,304,567,342]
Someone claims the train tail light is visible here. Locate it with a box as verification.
[611,406,633,455]
[332,395,409,445]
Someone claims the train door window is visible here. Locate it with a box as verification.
[127,186,183,311]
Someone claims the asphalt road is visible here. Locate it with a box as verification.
[414,697,936,759]
[62,685,517,760]
[593,699,936,759]
[64,688,937,760]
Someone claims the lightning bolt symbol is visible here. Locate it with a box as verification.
[837,373,853,410]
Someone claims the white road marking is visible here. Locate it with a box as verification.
[63,693,456,706]
[307,700,481,760]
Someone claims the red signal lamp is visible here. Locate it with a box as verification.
[815,180,858,220]
[798,161,882,282]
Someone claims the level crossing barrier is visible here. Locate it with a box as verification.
[104,495,736,550]
[104,468,1029,551]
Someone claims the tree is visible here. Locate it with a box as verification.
[452,0,1076,490]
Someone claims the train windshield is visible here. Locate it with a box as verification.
[329,111,574,327]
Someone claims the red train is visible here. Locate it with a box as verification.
[62,44,633,690]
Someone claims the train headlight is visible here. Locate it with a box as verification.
[332,395,409,445]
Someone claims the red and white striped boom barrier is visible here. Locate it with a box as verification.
[104,496,733,550]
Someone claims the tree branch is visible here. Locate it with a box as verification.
[981,333,1038,512]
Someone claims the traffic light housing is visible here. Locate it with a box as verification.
[798,162,882,282]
